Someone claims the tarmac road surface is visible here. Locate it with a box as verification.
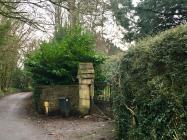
[0,92,54,140]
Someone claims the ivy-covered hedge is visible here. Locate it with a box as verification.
[114,24,187,140]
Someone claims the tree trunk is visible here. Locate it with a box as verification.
[69,0,78,26]
[54,0,63,33]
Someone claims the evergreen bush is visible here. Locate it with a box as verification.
[25,26,104,85]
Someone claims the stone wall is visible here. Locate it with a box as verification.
[34,63,95,115]
[35,85,79,113]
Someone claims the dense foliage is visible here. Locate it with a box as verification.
[102,54,123,83]
[114,24,187,139]
[0,20,20,91]
[101,54,123,98]
[25,26,104,85]
[11,69,32,91]
[111,0,187,42]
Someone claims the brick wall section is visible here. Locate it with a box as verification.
[37,85,79,113]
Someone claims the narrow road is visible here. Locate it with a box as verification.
[0,92,53,140]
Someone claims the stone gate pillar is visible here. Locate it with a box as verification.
[77,63,94,115]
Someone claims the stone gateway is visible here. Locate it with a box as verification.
[34,63,95,115]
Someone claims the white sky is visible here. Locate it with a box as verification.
[133,0,140,6]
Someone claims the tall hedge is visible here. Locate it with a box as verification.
[114,24,187,140]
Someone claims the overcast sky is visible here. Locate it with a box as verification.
[97,0,140,50]
[33,0,140,51]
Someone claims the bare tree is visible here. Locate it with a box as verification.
[0,0,70,30]
[0,16,36,91]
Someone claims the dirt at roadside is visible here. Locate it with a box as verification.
[35,116,116,140]
[25,95,117,140]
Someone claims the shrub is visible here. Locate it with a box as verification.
[25,26,104,85]
[114,24,187,140]
[99,54,123,100]
[11,68,32,91]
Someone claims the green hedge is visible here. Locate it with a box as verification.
[114,24,187,140]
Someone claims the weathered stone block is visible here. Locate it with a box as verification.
[77,63,94,115]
